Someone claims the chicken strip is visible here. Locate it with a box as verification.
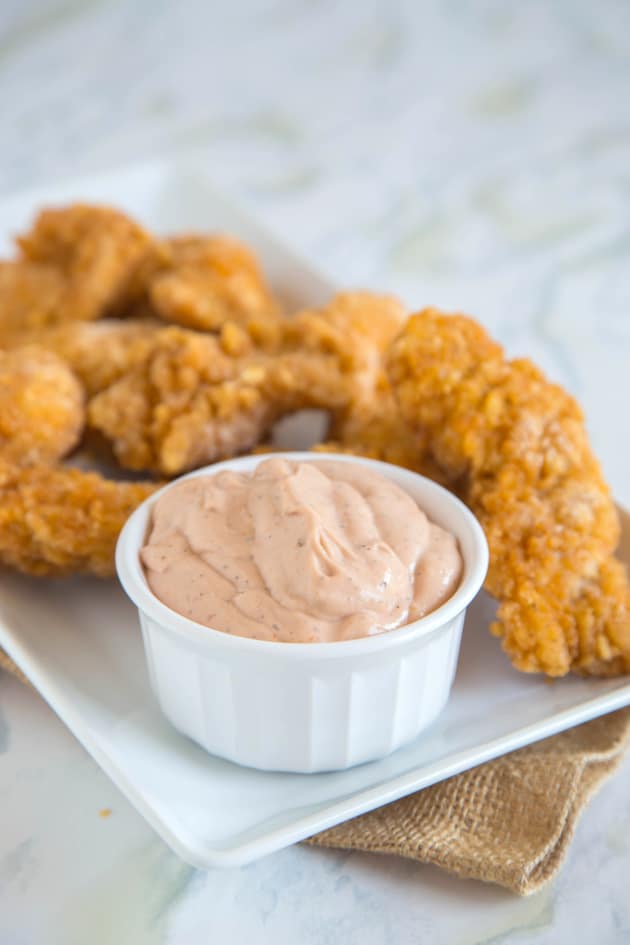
[0,461,158,577]
[87,325,349,476]
[149,234,282,347]
[14,203,158,324]
[387,308,630,677]
[282,290,407,407]
[0,346,84,466]
[287,291,430,469]
[313,378,448,484]
[87,292,404,477]
[6,319,162,396]
[0,261,68,342]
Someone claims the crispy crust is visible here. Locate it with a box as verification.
[15,203,158,323]
[86,325,351,476]
[314,379,449,485]
[282,290,407,405]
[86,293,405,476]
[387,308,630,677]
[148,234,282,347]
[7,319,162,395]
[0,346,84,466]
[0,461,158,577]
[0,261,67,340]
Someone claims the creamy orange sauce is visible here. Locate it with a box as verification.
[141,458,463,642]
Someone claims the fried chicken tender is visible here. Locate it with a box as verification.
[149,234,282,347]
[387,308,630,677]
[0,461,157,577]
[9,319,162,395]
[0,261,67,341]
[11,203,157,326]
[87,326,349,476]
[314,379,448,484]
[0,346,84,466]
[290,292,441,473]
[87,293,404,477]
[282,291,407,407]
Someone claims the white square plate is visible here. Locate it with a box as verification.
[1,158,630,868]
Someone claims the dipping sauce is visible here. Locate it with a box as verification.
[140,458,463,642]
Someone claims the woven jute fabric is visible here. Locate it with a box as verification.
[307,708,630,894]
[2,649,629,895]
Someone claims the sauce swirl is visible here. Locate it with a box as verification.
[141,458,463,642]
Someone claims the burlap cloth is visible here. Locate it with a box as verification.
[2,649,629,895]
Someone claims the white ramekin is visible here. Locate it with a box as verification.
[116,452,488,773]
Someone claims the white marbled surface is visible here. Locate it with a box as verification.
[1,0,630,942]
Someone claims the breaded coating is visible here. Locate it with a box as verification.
[16,203,157,323]
[149,234,282,347]
[0,261,67,341]
[387,308,630,677]
[10,319,162,395]
[0,461,158,576]
[88,327,263,475]
[0,346,84,465]
[87,326,349,476]
[289,292,420,469]
[282,291,407,406]
[86,293,403,478]
[314,378,449,484]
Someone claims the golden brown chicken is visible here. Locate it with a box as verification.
[282,290,407,408]
[6,319,162,396]
[0,460,158,577]
[148,234,283,347]
[86,293,406,477]
[0,261,68,342]
[0,204,158,338]
[86,324,353,476]
[313,380,448,483]
[296,292,446,474]
[387,307,630,677]
[0,346,84,466]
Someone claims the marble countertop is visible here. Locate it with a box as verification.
[1,0,630,941]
